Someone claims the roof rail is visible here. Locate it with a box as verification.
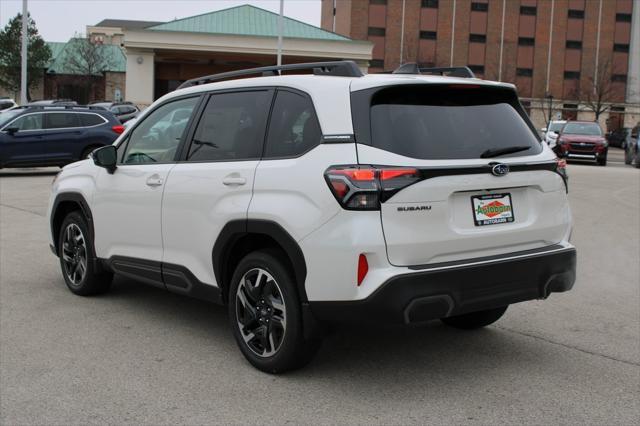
[392,63,476,78]
[177,60,364,90]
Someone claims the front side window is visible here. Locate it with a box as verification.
[45,113,80,129]
[264,90,321,158]
[122,96,198,164]
[562,123,602,136]
[11,113,44,131]
[186,90,271,162]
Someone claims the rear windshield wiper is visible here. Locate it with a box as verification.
[480,145,531,158]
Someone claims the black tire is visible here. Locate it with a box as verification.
[597,157,607,166]
[441,306,508,330]
[228,250,321,373]
[58,211,112,296]
[81,145,102,160]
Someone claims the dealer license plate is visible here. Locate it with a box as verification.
[471,193,514,226]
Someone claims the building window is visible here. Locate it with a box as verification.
[421,0,438,8]
[520,6,537,16]
[518,37,535,46]
[611,74,627,83]
[368,27,386,37]
[370,59,385,68]
[566,40,582,49]
[564,71,580,80]
[568,9,584,19]
[471,2,488,12]
[616,13,632,22]
[370,0,387,5]
[469,34,486,43]
[420,31,437,40]
[613,43,630,53]
[517,68,533,77]
[562,104,578,121]
[468,64,485,74]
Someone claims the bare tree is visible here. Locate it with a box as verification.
[539,95,561,128]
[62,35,114,101]
[572,57,619,121]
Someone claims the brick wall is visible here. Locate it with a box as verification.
[321,0,633,117]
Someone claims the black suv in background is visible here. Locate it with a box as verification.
[89,101,139,123]
[0,106,123,169]
[606,128,631,148]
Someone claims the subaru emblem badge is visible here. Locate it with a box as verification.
[491,163,510,176]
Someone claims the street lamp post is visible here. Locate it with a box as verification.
[20,0,28,105]
[546,93,554,125]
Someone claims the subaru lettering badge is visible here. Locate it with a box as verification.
[491,163,510,176]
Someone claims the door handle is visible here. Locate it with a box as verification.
[222,175,246,186]
[146,174,163,187]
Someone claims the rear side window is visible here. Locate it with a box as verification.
[363,85,541,159]
[79,113,105,127]
[45,113,80,129]
[187,90,271,162]
[264,90,321,158]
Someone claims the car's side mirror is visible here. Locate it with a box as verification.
[4,126,19,135]
[92,145,117,174]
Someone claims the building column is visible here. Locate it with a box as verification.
[627,0,639,104]
[125,49,155,107]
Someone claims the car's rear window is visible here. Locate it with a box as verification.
[366,85,541,160]
[562,122,602,136]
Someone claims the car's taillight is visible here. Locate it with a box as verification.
[555,158,568,192]
[112,125,125,134]
[325,165,421,210]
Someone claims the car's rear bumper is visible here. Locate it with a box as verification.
[309,246,576,325]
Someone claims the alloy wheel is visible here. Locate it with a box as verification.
[235,268,287,357]
[61,223,88,286]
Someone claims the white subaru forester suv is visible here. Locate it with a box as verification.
[47,61,576,373]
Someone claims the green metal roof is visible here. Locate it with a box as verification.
[46,39,126,75]
[148,4,350,41]
[46,42,66,67]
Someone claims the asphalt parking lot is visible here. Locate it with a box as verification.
[1,149,638,425]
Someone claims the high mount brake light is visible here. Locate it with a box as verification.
[325,166,421,210]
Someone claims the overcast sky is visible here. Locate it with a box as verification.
[0,0,322,42]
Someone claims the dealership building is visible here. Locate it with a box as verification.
[321,0,639,130]
[87,5,372,107]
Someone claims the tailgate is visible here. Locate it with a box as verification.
[379,168,570,266]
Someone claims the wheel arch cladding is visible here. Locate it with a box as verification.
[212,219,308,304]
[51,193,93,254]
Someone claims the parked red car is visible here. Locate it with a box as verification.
[554,121,608,166]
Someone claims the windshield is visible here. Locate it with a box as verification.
[562,122,602,136]
[367,85,541,160]
[548,122,564,132]
[0,110,22,128]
